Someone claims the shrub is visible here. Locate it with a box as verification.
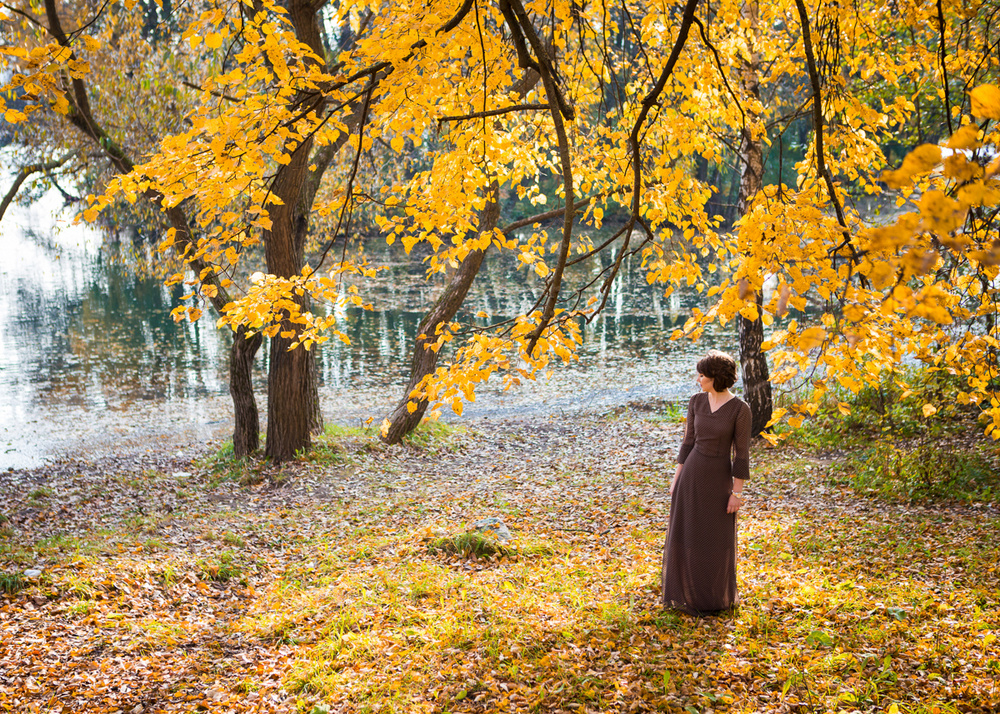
[844,440,997,504]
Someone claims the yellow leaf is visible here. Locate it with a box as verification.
[206,32,224,50]
[946,124,980,150]
[380,418,391,438]
[970,84,1000,120]
[390,135,404,152]
[798,326,827,350]
[922,404,937,417]
[406,401,418,414]
[887,705,900,714]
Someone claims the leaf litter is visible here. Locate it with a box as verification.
[1,402,998,713]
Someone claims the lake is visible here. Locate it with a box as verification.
[0,192,736,469]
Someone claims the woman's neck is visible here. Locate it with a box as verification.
[707,388,731,400]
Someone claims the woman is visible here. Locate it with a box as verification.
[662,349,752,615]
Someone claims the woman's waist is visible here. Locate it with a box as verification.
[692,443,732,459]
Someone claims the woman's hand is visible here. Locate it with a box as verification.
[727,492,744,514]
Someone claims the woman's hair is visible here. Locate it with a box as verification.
[697,350,738,391]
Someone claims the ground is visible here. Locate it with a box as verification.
[1,402,998,713]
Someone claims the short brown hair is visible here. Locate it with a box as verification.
[697,350,738,391]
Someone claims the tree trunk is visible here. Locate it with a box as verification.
[230,327,263,457]
[261,0,328,462]
[736,0,773,437]
[382,194,500,444]
[265,332,315,461]
[381,67,540,445]
[262,202,315,462]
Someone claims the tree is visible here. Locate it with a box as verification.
[5,0,999,455]
[0,0,267,456]
[734,0,773,437]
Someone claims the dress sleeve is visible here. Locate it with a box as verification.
[731,400,752,481]
[677,394,698,464]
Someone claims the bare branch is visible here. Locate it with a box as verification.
[438,103,547,123]
[0,153,75,223]
[793,0,868,288]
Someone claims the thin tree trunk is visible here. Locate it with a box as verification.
[382,66,541,445]
[230,328,263,456]
[736,0,773,437]
[382,194,500,444]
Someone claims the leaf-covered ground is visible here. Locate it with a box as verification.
[1,404,998,713]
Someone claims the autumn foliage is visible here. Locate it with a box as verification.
[2,0,1000,445]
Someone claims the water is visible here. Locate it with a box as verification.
[0,191,736,468]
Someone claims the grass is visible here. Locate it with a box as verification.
[0,571,27,594]
[402,421,468,452]
[427,531,512,558]
[641,400,688,424]
[196,551,245,583]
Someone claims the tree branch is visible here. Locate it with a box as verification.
[438,103,547,123]
[936,0,954,135]
[793,0,868,287]
[0,153,74,223]
[627,0,700,220]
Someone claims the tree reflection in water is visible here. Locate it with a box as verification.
[0,197,735,467]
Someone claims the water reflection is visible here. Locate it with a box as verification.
[0,193,735,468]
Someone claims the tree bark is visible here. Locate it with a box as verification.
[230,328,263,456]
[382,194,500,444]
[736,0,773,437]
[262,158,316,462]
[261,0,329,462]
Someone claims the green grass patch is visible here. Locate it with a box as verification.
[197,551,245,583]
[198,440,266,486]
[643,400,688,424]
[0,571,27,595]
[428,531,512,558]
[402,420,467,452]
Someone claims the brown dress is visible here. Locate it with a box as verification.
[662,392,751,614]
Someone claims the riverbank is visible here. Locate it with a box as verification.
[1,403,998,713]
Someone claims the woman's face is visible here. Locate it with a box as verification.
[696,372,715,392]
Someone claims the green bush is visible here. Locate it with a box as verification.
[844,441,997,504]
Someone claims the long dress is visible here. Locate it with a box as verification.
[662,392,752,614]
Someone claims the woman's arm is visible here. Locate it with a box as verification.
[673,396,697,497]
[728,402,753,513]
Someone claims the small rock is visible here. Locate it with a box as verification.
[23,568,42,579]
[471,517,512,542]
[172,471,192,479]
[31,595,47,607]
